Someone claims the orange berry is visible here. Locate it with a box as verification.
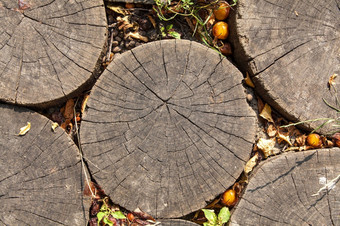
[212,21,229,40]
[306,133,322,148]
[221,189,237,206]
[213,3,230,20]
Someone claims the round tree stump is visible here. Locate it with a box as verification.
[80,40,257,218]
[0,103,86,225]
[158,219,199,225]
[0,0,107,107]
[230,0,340,133]
[230,148,340,225]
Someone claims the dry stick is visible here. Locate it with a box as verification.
[106,29,114,62]
[74,98,96,198]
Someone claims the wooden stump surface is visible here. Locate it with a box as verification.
[158,219,199,225]
[80,40,257,218]
[230,148,340,225]
[0,0,107,107]
[229,0,340,134]
[0,103,86,225]
[105,0,154,4]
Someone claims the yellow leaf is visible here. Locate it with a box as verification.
[244,72,255,88]
[18,122,31,136]
[259,103,274,123]
[244,152,258,174]
[257,138,275,158]
[107,5,128,15]
[51,122,59,132]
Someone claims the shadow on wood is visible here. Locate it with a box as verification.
[0,103,86,225]
[230,148,340,225]
[80,40,257,218]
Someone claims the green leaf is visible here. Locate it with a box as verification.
[202,209,217,224]
[166,24,173,30]
[103,217,114,226]
[111,211,127,219]
[169,31,181,39]
[218,207,231,225]
[97,212,106,226]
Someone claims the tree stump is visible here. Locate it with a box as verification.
[230,148,340,225]
[229,0,340,133]
[105,0,154,4]
[158,219,199,225]
[0,103,86,225]
[0,0,107,107]
[80,40,257,218]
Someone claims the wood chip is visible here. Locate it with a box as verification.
[18,122,31,136]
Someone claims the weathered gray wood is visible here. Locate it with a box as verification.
[158,219,199,225]
[80,40,257,218]
[230,148,340,225]
[0,0,107,107]
[0,103,86,225]
[229,0,340,134]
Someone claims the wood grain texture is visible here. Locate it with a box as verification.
[105,0,154,4]
[80,40,257,218]
[229,0,340,134]
[158,219,199,225]
[230,148,340,225]
[0,0,107,107]
[0,103,86,225]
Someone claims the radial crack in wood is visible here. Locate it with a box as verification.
[230,148,340,225]
[229,0,340,134]
[0,0,107,107]
[80,40,257,218]
[0,103,86,225]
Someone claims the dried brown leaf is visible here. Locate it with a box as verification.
[259,103,274,123]
[295,134,307,146]
[147,15,157,29]
[257,96,265,113]
[132,208,155,222]
[244,152,258,174]
[107,5,128,15]
[63,99,75,120]
[277,132,292,146]
[81,94,90,114]
[244,72,255,88]
[18,122,31,136]
[266,123,277,137]
[125,32,148,42]
[257,138,276,158]
[328,74,338,89]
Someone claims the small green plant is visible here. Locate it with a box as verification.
[160,24,181,39]
[202,207,231,226]
[97,197,126,226]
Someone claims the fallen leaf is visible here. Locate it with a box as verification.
[257,138,275,158]
[81,94,90,113]
[257,96,265,114]
[266,123,277,137]
[147,15,157,28]
[63,99,75,120]
[18,122,31,136]
[244,152,258,174]
[51,122,59,132]
[277,132,292,146]
[132,208,155,222]
[244,72,255,88]
[328,74,337,89]
[295,134,307,146]
[259,103,274,123]
[107,4,128,15]
[125,32,148,42]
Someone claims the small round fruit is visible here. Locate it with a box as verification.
[307,133,322,148]
[212,21,229,40]
[219,42,232,56]
[221,189,237,206]
[213,3,230,20]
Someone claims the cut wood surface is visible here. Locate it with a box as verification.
[229,0,340,134]
[0,0,107,107]
[105,0,154,4]
[158,219,199,225]
[80,39,257,218]
[230,148,340,225]
[0,103,86,225]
